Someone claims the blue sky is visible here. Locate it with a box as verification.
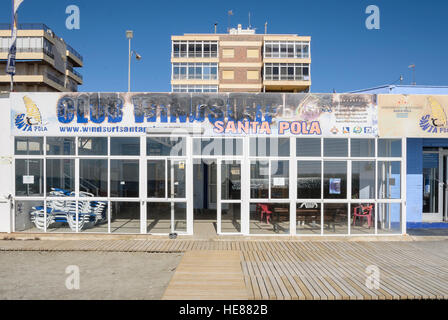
[2,0,448,93]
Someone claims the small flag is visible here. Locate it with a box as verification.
[228,10,233,16]
[408,64,415,68]
[6,0,25,76]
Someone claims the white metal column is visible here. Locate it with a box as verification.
[241,136,250,235]
[140,135,147,234]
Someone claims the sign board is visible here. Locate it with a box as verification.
[23,175,34,184]
[10,93,378,137]
[378,94,448,137]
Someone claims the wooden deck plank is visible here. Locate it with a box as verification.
[162,250,247,300]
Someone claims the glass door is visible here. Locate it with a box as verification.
[443,153,448,222]
[217,159,242,234]
[423,152,440,220]
[146,136,188,235]
[146,158,187,234]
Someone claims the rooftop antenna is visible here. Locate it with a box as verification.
[214,22,217,34]
[248,12,251,29]
[265,21,268,34]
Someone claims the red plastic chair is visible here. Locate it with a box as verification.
[257,204,272,224]
[352,204,373,228]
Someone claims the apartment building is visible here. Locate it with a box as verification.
[171,24,311,93]
[0,23,83,92]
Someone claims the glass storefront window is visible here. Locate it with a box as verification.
[147,137,186,156]
[110,137,140,156]
[15,137,43,155]
[350,203,375,234]
[324,161,347,199]
[323,203,348,234]
[147,202,171,233]
[46,137,75,155]
[297,138,321,157]
[221,203,241,233]
[271,160,289,199]
[250,203,290,234]
[297,161,321,199]
[111,202,140,234]
[297,202,321,234]
[12,135,405,236]
[46,159,75,196]
[250,160,269,199]
[352,161,375,199]
[15,200,44,232]
[378,161,401,199]
[15,159,43,196]
[423,153,439,213]
[378,139,402,157]
[351,139,375,157]
[193,138,242,156]
[324,138,348,157]
[377,203,401,234]
[79,159,108,197]
[78,200,108,233]
[169,160,186,198]
[46,199,75,233]
[110,160,139,197]
[78,137,107,156]
[147,160,166,198]
[174,202,187,232]
[221,161,241,200]
[250,138,290,157]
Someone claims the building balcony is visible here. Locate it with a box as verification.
[0,23,51,32]
[171,79,219,86]
[66,68,83,84]
[66,44,83,67]
[0,47,55,61]
[263,57,311,64]
[0,73,69,92]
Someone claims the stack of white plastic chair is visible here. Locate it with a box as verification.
[66,199,92,231]
[29,205,54,230]
[66,191,95,231]
[48,189,68,223]
[91,201,107,224]
[29,188,67,230]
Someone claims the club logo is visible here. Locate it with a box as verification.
[14,96,48,132]
[419,97,448,134]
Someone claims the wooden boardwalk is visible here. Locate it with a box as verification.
[162,250,247,300]
[1,239,448,300]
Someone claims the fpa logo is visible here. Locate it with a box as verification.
[14,96,48,132]
[419,97,448,134]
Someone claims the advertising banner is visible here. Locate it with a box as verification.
[10,92,378,137]
[378,94,448,137]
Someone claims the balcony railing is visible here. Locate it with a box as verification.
[45,72,65,87]
[66,44,83,62]
[0,23,51,32]
[66,65,83,80]
[264,75,310,81]
[0,47,54,59]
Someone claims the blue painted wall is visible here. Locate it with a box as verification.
[406,138,448,226]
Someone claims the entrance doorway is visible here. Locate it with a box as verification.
[193,158,243,237]
[193,159,217,238]
[423,150,448,222]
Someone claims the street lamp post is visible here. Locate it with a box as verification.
[126,30,142,92]
[126,30,133,92]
